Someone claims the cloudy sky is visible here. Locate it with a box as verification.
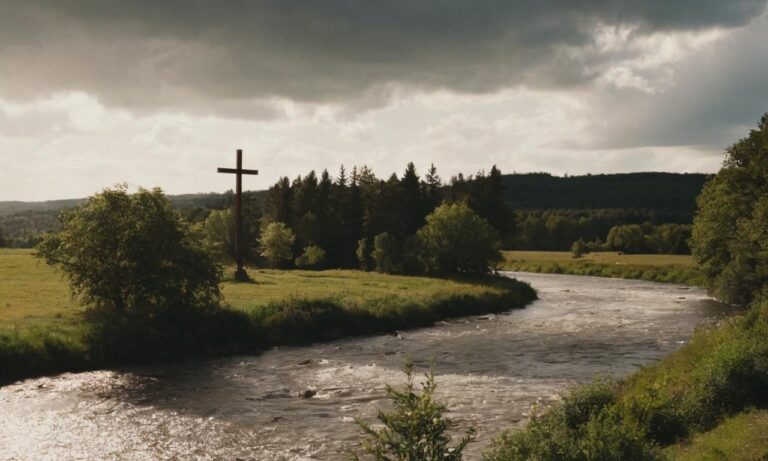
[1,1,767,201]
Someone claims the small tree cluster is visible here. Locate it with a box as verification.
[417,203,502,274]
[263,163,511,268]
[691,113,768,305]
[295,245,326,269]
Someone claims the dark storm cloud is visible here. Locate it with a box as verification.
[0,0,765,115]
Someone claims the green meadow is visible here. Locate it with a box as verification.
[501,250,703,285]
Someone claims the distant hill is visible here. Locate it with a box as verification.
[0,191,267,217]
[0,198,85,217]
[502,172,710,218]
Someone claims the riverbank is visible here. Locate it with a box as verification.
[484,299,768,460]
[501,251,703,285]
[0,249,536,385]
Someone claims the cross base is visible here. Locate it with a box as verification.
[234,268,250,282]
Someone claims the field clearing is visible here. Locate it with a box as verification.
[1,248,507,331]
[665,410,768,460]
[0,249,82,330]
[502,251,696,267]
[222,268,502,308]
[501,250,702,285]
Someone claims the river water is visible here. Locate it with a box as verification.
[0,272,734,460]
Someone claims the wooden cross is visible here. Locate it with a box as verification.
[218,149,258,281]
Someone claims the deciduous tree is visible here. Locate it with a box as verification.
[36,186,221,318]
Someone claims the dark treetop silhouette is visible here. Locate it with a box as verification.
[217,149,258,281]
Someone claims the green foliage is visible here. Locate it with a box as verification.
[691,113,768,305]
[501,251,703,285]
[262,163,509,269]
[295,245,326,269]
[502,172,707,218]
[197,208,259,264]
[515,210,693,254]
[606,224,646,254]
[0,226,6,247]
[485,380,662,461]
[417,203,502,274]
[352,362,476,461]
[571,239,585,259]
[646,224,692,255]
[259,221,295,268]
[36,186,221,318]
[357,237,372,271]
[373,232,403,273]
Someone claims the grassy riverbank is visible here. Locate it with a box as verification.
[0,249,536,384]
[484,300,768,460]
[501,251,703,285]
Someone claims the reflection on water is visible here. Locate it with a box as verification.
[0,272,736,460]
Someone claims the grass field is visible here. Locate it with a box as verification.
[0,248,535,383]
[1,249,511,331]
[664,410,768,461]
[501,250,703,285]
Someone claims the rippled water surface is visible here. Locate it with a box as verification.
[0,272,735,460]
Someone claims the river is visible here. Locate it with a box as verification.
[0,272,734,460]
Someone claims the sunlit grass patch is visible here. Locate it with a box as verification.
[664,410,768,461]
[501,251,702,285]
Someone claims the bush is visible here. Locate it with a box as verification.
[352,362,475,461]
[259,221,295,268]
[571,239,585,259]
[485,380,662,461]
[295,245,326,269]
[417,203,502,274]
[373,232,403,273]
[36,186,221,319]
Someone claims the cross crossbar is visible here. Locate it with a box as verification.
[217,167,259,175]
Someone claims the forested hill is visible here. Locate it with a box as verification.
[0,172,710,217]
[503,172,710,214]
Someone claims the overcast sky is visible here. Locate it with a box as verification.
[1,1,767,201]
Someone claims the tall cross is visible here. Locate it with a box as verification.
[218,149,258,281]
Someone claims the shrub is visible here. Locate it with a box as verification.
[295,245,326,269]
[259,222,295,268]
[571,239,585,259]
[484,379,662,461]
[352,362,475,461]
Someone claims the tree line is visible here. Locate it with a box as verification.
[515,209,692,253]
[692,113,768,305]
[221,162,512,271]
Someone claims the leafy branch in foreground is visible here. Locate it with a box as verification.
[352,362,476,461]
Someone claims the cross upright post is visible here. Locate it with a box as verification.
[217,149,259,281]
